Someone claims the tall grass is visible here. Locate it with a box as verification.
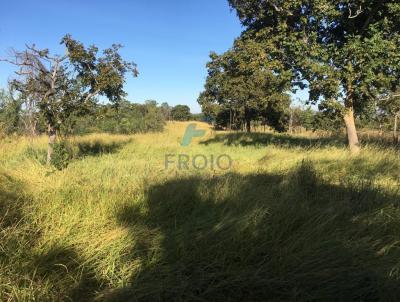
[0,122,399,301]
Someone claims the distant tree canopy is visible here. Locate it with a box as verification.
[227,0,400,152]
[0,88,22,135]
[171,105,192,121]
[63,100,165,135]
[0,89,167,136]
[191,113,207,122]
[1,34,138,163]
[198,35,291,132]
[289,106,315,132]
[0,89,201,139]
[160,102,172,121]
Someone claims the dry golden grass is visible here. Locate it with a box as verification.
[0,122,399,301]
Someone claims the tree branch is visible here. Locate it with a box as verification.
[349,5,362,19]
[267,1,292,16]
[379,94,400,101]
[83,89,100,103]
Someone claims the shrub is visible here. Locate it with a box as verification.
[50,141,74,170]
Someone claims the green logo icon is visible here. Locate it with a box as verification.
[181,123,206,146]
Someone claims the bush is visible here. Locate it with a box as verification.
[51,141,74,170]
[171,105,191,121]
[65,101,166,135]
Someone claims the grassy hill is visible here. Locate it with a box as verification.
[1,122,399,301]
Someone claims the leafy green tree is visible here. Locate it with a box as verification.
[199,35,291,132]
[229,0,400,152]
[144,100,158,107]
[171,105,191,121]
[291,106,315,131]
[0,88,22,135]
[69,100,165,135]
[379,90,400,141]
[313,112,344,133]
[192,113,207,122]
[1,35,138,163]
[160,102,172,121]
[142,100,166,132]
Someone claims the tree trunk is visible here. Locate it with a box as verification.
[394,112,399,144]
[228,109,232,131]
[289,108,294,134]
[246,119,251,133]
[244,106,251,133]
[31,120,37,137]
[343,107,360,154]
[47,124,56,164]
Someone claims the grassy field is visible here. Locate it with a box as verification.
[1,122,400,301]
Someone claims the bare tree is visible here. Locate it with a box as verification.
[1,35,137,164]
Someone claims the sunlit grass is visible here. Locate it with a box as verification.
[1,122,399,301]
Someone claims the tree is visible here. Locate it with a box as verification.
[288,106,315,132]
[229,0,400,153]
[171,105,191,121]
[0,88,22,135]
[1,35,138,163]
[379,89,400,142]
[198,35,291,132]
[160,102,172,121]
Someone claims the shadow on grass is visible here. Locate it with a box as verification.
[0,173,103,302]
[32,244,105,302]
[22,139,132,166]
[0,173,25,228]
[201,132,345,149]
[104,161,400,302]
[75,139,132,157]
[358,134,400,150]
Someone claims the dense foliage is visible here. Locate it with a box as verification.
[66,100,166,135]
[0,89,22,135]
[224,0,400,151]
[198,35,291,132]
[171,104,192,121]
[0,93,171,136]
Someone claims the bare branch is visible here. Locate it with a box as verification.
[349,5,362,19]
[15,70,34,76]
[379,94,400,101]
[271,2,281,12]
[1,51,48,75]
[265,1,292,15]
[83,89,100,104]
[0,57,20,66]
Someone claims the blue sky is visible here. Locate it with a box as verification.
[0,0,308,113]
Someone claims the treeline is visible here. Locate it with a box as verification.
[198,38,292,133]
[0,35,203,164]
[199,100,400,135]
[198,42,400,137]
[289,105,400,134]
[198,0,400,151]
[69,101,195,135]
[0,88,195,136]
